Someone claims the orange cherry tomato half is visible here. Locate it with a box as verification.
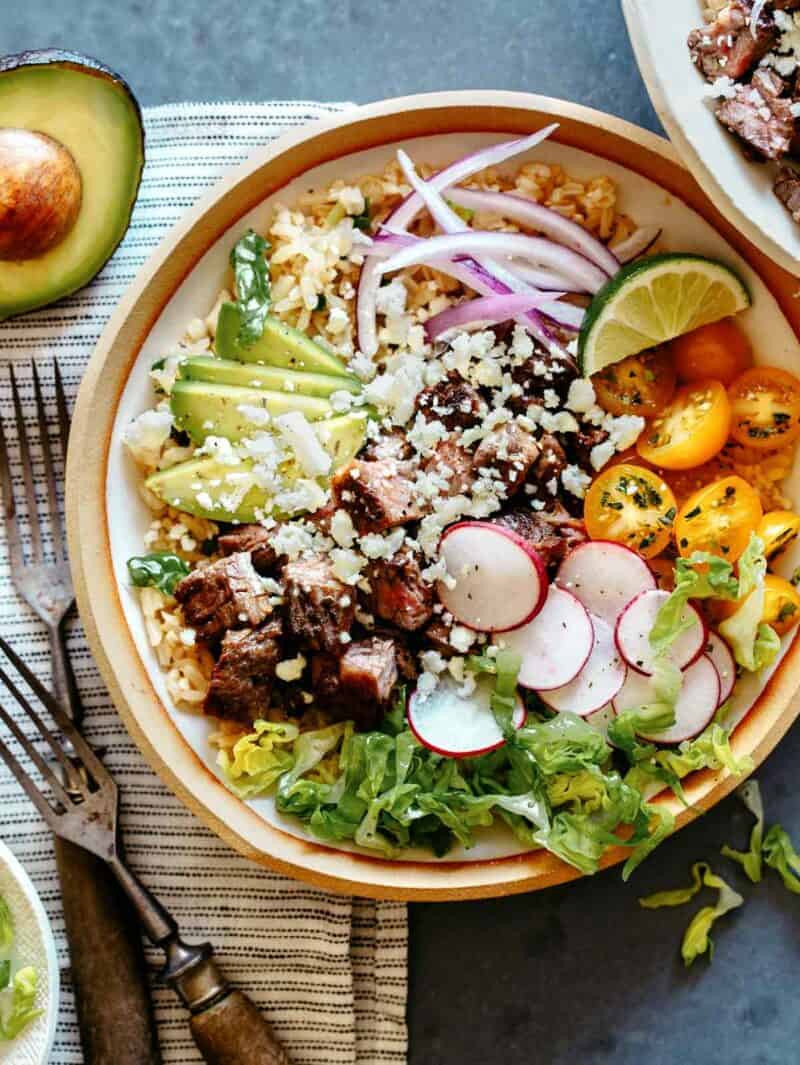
[727,366,800,451]
[584,463,677,559]
[757,510,800,561]
[592,347,676,418]
[762,574,800,637]
[669,319,752,386]
[636,379,731,471]
[674,475,763,562]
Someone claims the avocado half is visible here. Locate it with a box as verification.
[0,50,144,319]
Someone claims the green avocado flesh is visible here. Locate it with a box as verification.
[215,303,351,377]
[179,355,361,398]
[171,380,334,444]
[146,412,368,522]
[0,58,144,319]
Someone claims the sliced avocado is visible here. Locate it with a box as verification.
[0,51,144,319]
[171,379,333,444]
[146,412,368,523]
[215,304,351,377]
[179,355,361,398]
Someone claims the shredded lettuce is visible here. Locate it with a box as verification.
[639,862,743,966]
[0,899,11,955]
[721,780,764,882]
[717,536,781,672]
[607,656,682,754]
[0,967,42,1040]
[625,723,753,804]
[762,824,800,894]
[649,551,738,656]
[218,721,299,798]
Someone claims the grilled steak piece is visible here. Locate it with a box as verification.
[311,637,399,729]
[473,423,540,498]
[492,505,586,574]
[362,428,414,462]
[218,524,281,574]
[716,75,795,161]
[424,618,459,656]
[422,440,475,497]
[367,547,435,631]
[688,1,777,81]
[415,372,482,430]
[775,166,800,221]
[283,556,355,653]
[174,553,273,641]
[532,433,568,487]
[205,618,283,722]
[509,351,577,411]
[332,458,426,534]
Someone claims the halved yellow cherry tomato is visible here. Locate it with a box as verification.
[592,347,676,418]
[727,366,800,451]
[636,380,731,471]
[584,463,677,559]
[757,510,800,561]
[674,475,763,562]
[669,319,752,386]
[762,574,800,636]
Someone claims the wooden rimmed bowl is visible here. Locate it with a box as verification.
[67,91,800,901]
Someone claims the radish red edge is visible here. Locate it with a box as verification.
[615,588,707,676]
[613,655,720,745]
[407,679,528,759]
[705,631,736,706]
[437,521,548,634]
[556,539,656,626]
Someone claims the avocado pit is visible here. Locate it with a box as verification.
[0,127,82,261]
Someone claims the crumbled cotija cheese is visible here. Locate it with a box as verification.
[276,654,307,682]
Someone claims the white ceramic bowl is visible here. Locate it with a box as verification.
[0,841,59,1065]
[624,0,800,278]
[68,92,800,899]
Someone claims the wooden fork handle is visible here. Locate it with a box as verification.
[56,837,161,1064]
[190,988,291,1065]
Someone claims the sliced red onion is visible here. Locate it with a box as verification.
[424,291,567,341]
[356,125,558,355]
[378,230,609,294]
[611,225,662,264]
[537,300,585,332]
[751,0,766,36]
[446,187,619,276]
[507,259,584,292]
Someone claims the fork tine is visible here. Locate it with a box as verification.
[0,636,108,783]
[0,664,76,780]
[0,412,24,573]
[53,360,71,467]
[9,365,43,562]
[0,682,74,808]
[31,361,65,560]
[0,732,59,824]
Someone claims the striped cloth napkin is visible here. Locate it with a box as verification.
[0,101,408,1065]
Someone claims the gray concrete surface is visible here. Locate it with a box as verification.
[2,3,799,1063]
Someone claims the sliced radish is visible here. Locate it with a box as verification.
[705,631,736,706]
[613,655,720,745]
[615,589,706,676]
[407,674,526,758]
[437,521,547,633]
[500,586,594,690]
[556,541,656,626]
[586,703,617,741]
[539,615,627,717]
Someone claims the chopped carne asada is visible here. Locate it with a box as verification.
[688,1,777,82]
[311,637,399,729]
[332,458,427,533]
[774,165,800,218]
[492,505,587,574]
[174,553,273,641]
[283,556,355,653]
[205,618,283,722]
[688,0,800,225]
[474,423,540,498]
[415,371,483,430]
[422,439,476,497]
[218,524,282,574]
[367,546,435,631]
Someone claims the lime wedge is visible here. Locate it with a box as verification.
[578,253,751,378]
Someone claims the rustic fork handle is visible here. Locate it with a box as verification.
[49,624,162,1065]
[189,988,292,1065]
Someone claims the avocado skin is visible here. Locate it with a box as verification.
[0,49,145,319]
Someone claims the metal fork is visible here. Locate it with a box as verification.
[0,633,291,1065]
[0,363,77,723]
